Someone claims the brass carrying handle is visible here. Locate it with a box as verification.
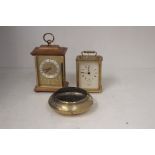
[81,51,97,56]
[43,33,55,45]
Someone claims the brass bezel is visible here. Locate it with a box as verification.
[76,53,103,93]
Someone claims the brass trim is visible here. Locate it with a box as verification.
[34,81,69,92]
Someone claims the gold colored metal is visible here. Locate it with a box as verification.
[36,56,63,86]
[76,51,103,93]
[49,87,93,115]
[81,51,97,56]
[43,33,55,45]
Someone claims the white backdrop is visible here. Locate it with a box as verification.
[0,26,155,71]
[1,27,155,129]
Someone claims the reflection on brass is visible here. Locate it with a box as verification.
[49,87,93,115]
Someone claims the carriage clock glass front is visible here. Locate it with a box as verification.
[31,33,68,92]
[76,51,103,93]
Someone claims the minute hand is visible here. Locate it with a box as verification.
[81,72,88,74]
[88,66,90,74]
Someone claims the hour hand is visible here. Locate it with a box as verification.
[81,71,87,74]
[43,67,51,73]
[81,71,91,75]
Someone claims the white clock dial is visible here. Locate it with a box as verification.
[79,62,99,89]
[39,59,60,79]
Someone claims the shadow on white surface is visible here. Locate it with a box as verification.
[66,72,76,87]
[103,75,118,91]
[86,98,98,115]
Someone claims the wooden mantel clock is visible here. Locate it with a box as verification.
[31,33,68,92]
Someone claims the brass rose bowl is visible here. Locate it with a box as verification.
[48,87,93,115]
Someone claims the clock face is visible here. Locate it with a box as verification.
[39,59,60,79]
[79,61,99,89]
[37,56,64,87]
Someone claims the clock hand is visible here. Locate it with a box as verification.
[88,65,90,75]
[43,67,50,70]
[43,67,52,73]
[81,71,88,74]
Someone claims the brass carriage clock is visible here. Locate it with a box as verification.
[76,51,103,93]
[31,33,68,92]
